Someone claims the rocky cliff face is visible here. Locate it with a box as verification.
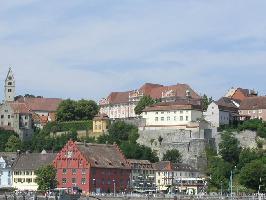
[137,129,214,172]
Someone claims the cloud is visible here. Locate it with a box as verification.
[0,0,266,101]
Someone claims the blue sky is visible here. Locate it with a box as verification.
[0,0,266,101]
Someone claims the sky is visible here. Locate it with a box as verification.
[1,0,266,101]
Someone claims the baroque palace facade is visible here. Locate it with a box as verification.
[99,83,201,119]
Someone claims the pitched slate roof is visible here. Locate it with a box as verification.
[153,161,198,172]
[103,83,201,105]
[0,152,18,167]
[13,152,56,170]
[143,100,202,112]
[127,159,154,170]
[76,142,130,169]
[16,97,62,112]
[216,97,238,111]
[239,96,266,110]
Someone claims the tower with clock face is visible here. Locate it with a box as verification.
[5,68,15,102]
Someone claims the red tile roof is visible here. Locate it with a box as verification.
[103,83,200,105]
[143,100,202,112]
[76,142,130,169]
[8,102,31,114]
[16,97,62,112]
[239,96,266,110]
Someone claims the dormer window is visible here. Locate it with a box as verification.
[94,161,98,165]
[8,82,12,85]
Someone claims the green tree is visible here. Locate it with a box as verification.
[56,99,77,121]
[134,95,155,115]
[239,158,266,192]
[5,135,21,152]
[106,121,138,145]
[0,129,17,151]
[219,131,241,165]
[162,149,182,163]
[56,99,99,122]
[35,165,58,192]
[237,148,262,170]
[75,99,99,120]
[202,94,213,111]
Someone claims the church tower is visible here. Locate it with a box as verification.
[5,68,15,102]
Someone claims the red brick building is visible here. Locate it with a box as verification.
[53,140,131,194]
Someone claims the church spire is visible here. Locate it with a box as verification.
[4,67,15,102]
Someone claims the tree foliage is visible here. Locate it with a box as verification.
[219,131,241,165]
[0,129,18,151]
[202,94,213,111]
[134,95,156,115]
[97,121,159,162]
[162,149,182,163]
[239,157,266,192]
[35,165,57,192]
[56,99,99,122]
[5,135,21,152]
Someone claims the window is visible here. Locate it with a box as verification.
[155,112,158,114]
[259,110,262,113]
[248,110,250,114]
[174,111,176,114]
[174,116,176,121]
[180,116,183,121]
[25,116,28,119]
[82,169,86,174]
[8,115,10,119]
[8,122,11,126]
[72,178,76,184]
[155,117,158,121]
[180,111,183,114]
[26,178,32,183]
[167,116,170,121]
[186,116,189,121]
[253,110,256,114]
[8,89,11,92]
[161,112,164,114]
[8,82,12,85]
[72,169,77,174]
[81,178,86,185]
[161,117,164,121]
[0,115,3,119]
[25,122,28,126]
[63,168,67,174]
[62,178,67,184]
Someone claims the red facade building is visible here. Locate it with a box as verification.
[53,140,131,194]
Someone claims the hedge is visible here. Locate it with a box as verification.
[43,120,92,133]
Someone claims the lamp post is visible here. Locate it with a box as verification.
[220,181,223,197]
[113,179,116,196]
[230,166,236,199]
[92,178,96,194]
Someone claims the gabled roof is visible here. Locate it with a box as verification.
[102,83,201,105]
[216,97,238,111]
[143,100,202,112]
[76,142,130,169]
[16,97,62,112]
[0,152,18,167]
[8,102,31,114]
[239,96,266,110]
[13,152,56,170]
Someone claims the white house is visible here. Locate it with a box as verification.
[153,161,204,194]
[204,97,239,128]
[141,100,203,130]
[0,153,17,188]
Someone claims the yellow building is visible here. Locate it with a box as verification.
[93,113,109,133]
[12,151,56,191]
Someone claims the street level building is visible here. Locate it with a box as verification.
[153,161,204,195]
[12,151,56,191]
[128,159,156,193]
[0,152,17,188]
[54,140,131,194]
